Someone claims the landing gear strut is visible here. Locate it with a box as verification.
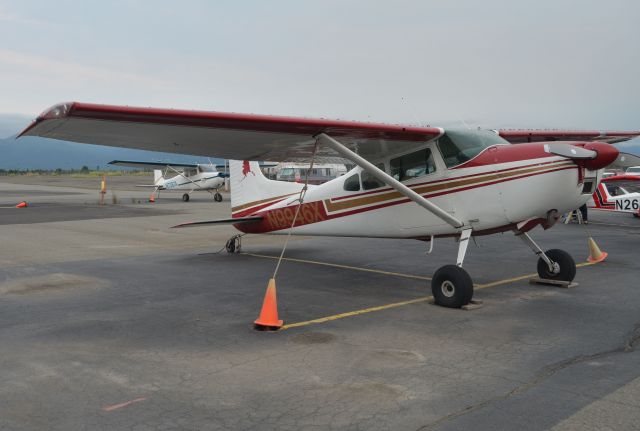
[214,192,223,202]
[431,228,474,308]
[182,193,190,202]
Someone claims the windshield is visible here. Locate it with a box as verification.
[279,168,295,176]
[438,129,509,168]
[626,167,640,174]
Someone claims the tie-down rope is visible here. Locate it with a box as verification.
[272,141,319,279]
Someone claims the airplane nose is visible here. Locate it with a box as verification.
[582,142,619,170]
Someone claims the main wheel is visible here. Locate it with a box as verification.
[536,249,576,282]
[214,192,223,202]
[431,265,474,308]
[182,193,190,202]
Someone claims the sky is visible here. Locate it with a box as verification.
[1,0,639,144]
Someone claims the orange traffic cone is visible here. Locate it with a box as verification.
[254,278,283,330]
[15,201,28,208]
[587,237,608,263]
[148,194,156,203]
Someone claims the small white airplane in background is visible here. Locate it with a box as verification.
[19,102,640,309]
[108,160,228,202]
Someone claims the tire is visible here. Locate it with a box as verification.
[214,192,223,202]
[537,249,576,282]
[226,240,235,253]
[431,265,474,308]
[182,193,190,202]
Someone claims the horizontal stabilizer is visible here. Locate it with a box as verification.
[109,160,200,170]
[171,216,263,228]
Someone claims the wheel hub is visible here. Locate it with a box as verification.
[441,281,455,298]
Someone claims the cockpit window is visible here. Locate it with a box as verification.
[343,173,361,191]
[390,149,436,181]
[362,163,386,190]
[438,129,509,168]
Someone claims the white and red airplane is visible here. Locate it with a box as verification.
[589,173,640,217]
[19,102,640,308]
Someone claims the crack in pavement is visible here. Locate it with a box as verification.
[415,321,640,431]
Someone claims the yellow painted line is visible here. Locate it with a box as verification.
[243,252,431,281]
[242,252,599,330]
[474,261,594,289]
[276,260,599,331]
[281,296,433,330]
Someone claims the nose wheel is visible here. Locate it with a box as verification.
[214,192,223,202]
[517,231,576,282]
[182,193,190,202]
[536,248,576,281]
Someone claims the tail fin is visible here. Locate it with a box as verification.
[592,183,614,208]
[230,160,305,217]
[153,169,163,185]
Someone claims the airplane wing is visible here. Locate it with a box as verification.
[498,129,640,144]
[109,160,199,170]
[18,102,443,163]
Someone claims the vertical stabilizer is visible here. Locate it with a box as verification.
[592,182,613,209]
[153,169,163,185]
[230,160,306,217]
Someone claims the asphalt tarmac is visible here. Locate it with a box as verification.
[0,177,639,431]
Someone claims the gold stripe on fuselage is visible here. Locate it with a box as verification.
[324,161,574,213]
[231,192,298,214]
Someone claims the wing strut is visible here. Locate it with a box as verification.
[314,133,464,228]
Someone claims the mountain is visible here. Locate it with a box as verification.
[0,136,223,170]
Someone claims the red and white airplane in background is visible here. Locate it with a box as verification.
[19,102,640,308]
[589,172,640,217]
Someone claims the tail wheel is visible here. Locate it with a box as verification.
[431,265,474,308]
[182,193,190,202]
[537,249,576,282]
[214,192,223,202]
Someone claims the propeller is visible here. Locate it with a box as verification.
[544,143,596,160]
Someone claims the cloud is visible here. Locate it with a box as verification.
[0,49,169,88]
[0,5,44,26]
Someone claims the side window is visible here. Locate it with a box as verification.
[390,148,436,181]
[343,173,361,191]
[361,163,386,190]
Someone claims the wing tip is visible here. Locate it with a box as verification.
[16,101,77,138]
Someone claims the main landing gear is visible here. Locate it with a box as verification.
[431,228,474,308]
[431,229,577,309]
[182,192,223,202]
